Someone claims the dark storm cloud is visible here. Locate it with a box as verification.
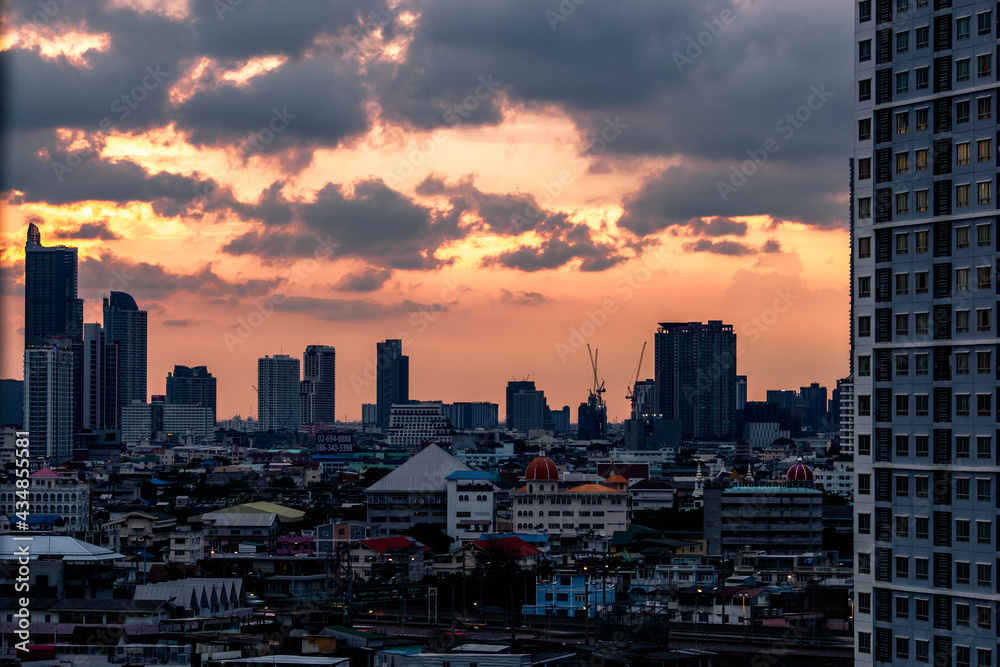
[416,174,549,234]
[334,267,394,292]
[79,252,281,302]
[49,221,122,241]
[274,295,432,321]
[683,239,756,256]
[689,217,747,238]
[482,215,626,273]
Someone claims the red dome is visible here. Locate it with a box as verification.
[786,457,814,482]
[525,456,559,481]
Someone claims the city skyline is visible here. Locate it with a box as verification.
[1,1,853,420]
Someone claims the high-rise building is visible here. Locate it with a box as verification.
[257,354,301,431]
[376,339,409,431]
[837,376,854,457]
[24,223,83,347]
[505,379,536,428]
[633,379,655,417]
[852,3,1000,662]
[103,291,147,414]
[0,379,24,427]
[653,321,737,440]
[81,323,119,431]
[512,388,546,433]
[799,382,828,433]
[23,344,75,463]
[301,345,336,426]
[442,401,499,430]
[735,375,748,411]
[166,365,217,413]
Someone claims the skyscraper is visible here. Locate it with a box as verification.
[736,375,748,411]
[375,339,408,431]
[301,345,336,426]
[799,382,828,433]
[852,3,1000,663]
[653,321,737,440]
[166,365,217,413]
[23,344,75,463]
[103,291,147,413]
[24,222,83,347]
[257,354,300,431]
[505,379,536,428]
[81,323,119,431]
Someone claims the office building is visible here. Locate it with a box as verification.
[257,354,301,431]
[505,379,536,428]
[376,339,408,431]
[0,379,23,427]
[654,320,737,440]
[24,222,83,347]
[799,382,829,433]
[81,323,119,431]
[166,365,217,413]
[122,402,215,445]
[103,291,147,412]
[442,401,499,430]
[387,402,452,448]
[300,345,336,426]
[510,384,546,433]
[852,3,1000,663]
[23,344,75,463]
[736,374,748,411]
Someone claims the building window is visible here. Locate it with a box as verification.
[915,516,929,539]
[979,266,992,290]
[896,555,909,579]
[956,394,971,416]
[896,151,909,174]
[957,58,971,82]
[957,435,971,457]
[979,54,992,78]
[858,474,871,495]
[859,39,872,62]
[957,603,971,626]
[958,16,971,40]
[915,434,929,456]
[977,308,991,332]
[915,148,929,171]
[915,639,929,663]
[978,393,992,417]
[859,78,872,102]
[915,598,929,621]
[896,354,909,375]
[957,518,971,542]
[858,354,871,376]
[978,520,992,544]
[978,564,993,588]
[979,435,993,459]
[896,192,909,214]
[896,71,909,94]
[956,646,971,667]
[956,184,971,207]
[979,138,992,162]
[859,0,871,22]
[978,649,992,667]
[859,118,871,141]
[915,557,929,579]
[978,478,992,502]
[858,236,871,257]
[915,189,928,212]
[858,275,871,298]
[859,631,871,654]
[979,11,993,35]
[979,96,993,120]
[957,268,970,291]
[896,273,909,295]
[896,434,910,456]
[957,226,970,248]
[978,350,992,373]
[858,197,871,218]
[979,606,993,628]
[896,394,910,416]
[915,312,928,335]
[979,181,993,205]
[957,142,971,165]
[978,223,992,246]
[858,316,872,337]
[858,513,871,534]
[915,271,928,293]
[916,25,929,48]
[896,30,909,54]
[915,230,928,252]
[896,111,909,134]
[956,310,970,333]
[858,591,871,613]
[915,394,928,416]
[896,313,909,336]
[896,596,910,619]
[858,552,871,574]
[858,157,871,179]
[956,477,971,500]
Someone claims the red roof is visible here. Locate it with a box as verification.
[471,536,540,558]
[562,483,623,494]
[359,536,427,554]
[786,458,814,482]
[525,456,559,481]
[30,467,63,478]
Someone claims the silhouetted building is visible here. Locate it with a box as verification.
[258,354,300,431]
[24,344,75,463]
[0,379,24,427]
[547,405,571,434]
[578,396,607,439]
[799,382,828,433]
[103,291,147,414]
[654,320,737,440]
[81,323,119,431]
[24,222,83,347]
[301,345,336,426]
[166,365,217,413]
[376,339,408,431]
[736,375,748,411]
[507,381,546,433]
[505,379,536,429]
[443,401,498,430]
[736,401,801,450]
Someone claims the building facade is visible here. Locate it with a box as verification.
[442,401,499,430]
[81,323,119,431]
[24,223,83,348]
[24,345,75,463]
[838,376,855,455]
[376,339,408,431]
[257,354,301,431]
[654,321,737,440]
[852,2,1000,664]
[103,291,147,413]
[387,402,452,448]
[166,365,217,413]
[301,345,336,426]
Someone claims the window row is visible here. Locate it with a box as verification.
[857,224,993,260]
[859,181,996,218]
[858,309,993,337]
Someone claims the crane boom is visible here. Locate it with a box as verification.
[626,341,647,419]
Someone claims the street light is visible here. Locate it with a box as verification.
[694,589,713,651]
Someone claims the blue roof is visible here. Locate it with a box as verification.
[150,478,172,485]
[26,515,63,524]
[478,532,549,544]
[446,471,494,480]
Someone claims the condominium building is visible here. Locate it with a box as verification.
[853,2,1000,663]
[103,291,147,412]
[23,344,75,464]
[386,402,451,448]
[257,354,300,431]
[301,345,336,426]
[376,339,408,431]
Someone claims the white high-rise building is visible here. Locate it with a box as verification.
[854,2,1000,664]
[23,345,75,464]
[838,376,855,456]
[387,402,451,448]
[257,354,301,431]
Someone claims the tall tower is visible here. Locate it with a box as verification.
[376,339,408,431]
[257,354,300,431]
[301,345,336,426]
[23,344,75,463]
[103,291,147,414]
[653,320,737,440]
[853,2,1000,664]
[24,222,83,347]
[505,379,536,429]
[81,323,119,430]
[166,365,217,413]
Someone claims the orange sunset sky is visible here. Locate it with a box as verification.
[0,0,854,421]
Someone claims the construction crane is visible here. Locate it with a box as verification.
[587,344,605,407]
[625,342,647,419]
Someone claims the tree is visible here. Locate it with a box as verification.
[272,476,296,489]
[361,466,392,486]
[472,540,526,613]
[405,523,454,554]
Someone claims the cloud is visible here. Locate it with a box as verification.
[499,288,547,305]
[689,216,747,237]
[163,318,205,327]
[483,216,627,272]
[273,295,435,321]
[49,221,123,241]
[683,239,756,256]
[333,267,394,292]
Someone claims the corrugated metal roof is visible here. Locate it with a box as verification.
[365,444,471,494]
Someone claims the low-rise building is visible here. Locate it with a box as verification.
[445,471,496,540]
[348,536,428,582]
[522,572,616,619]
[0,466,91,532]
